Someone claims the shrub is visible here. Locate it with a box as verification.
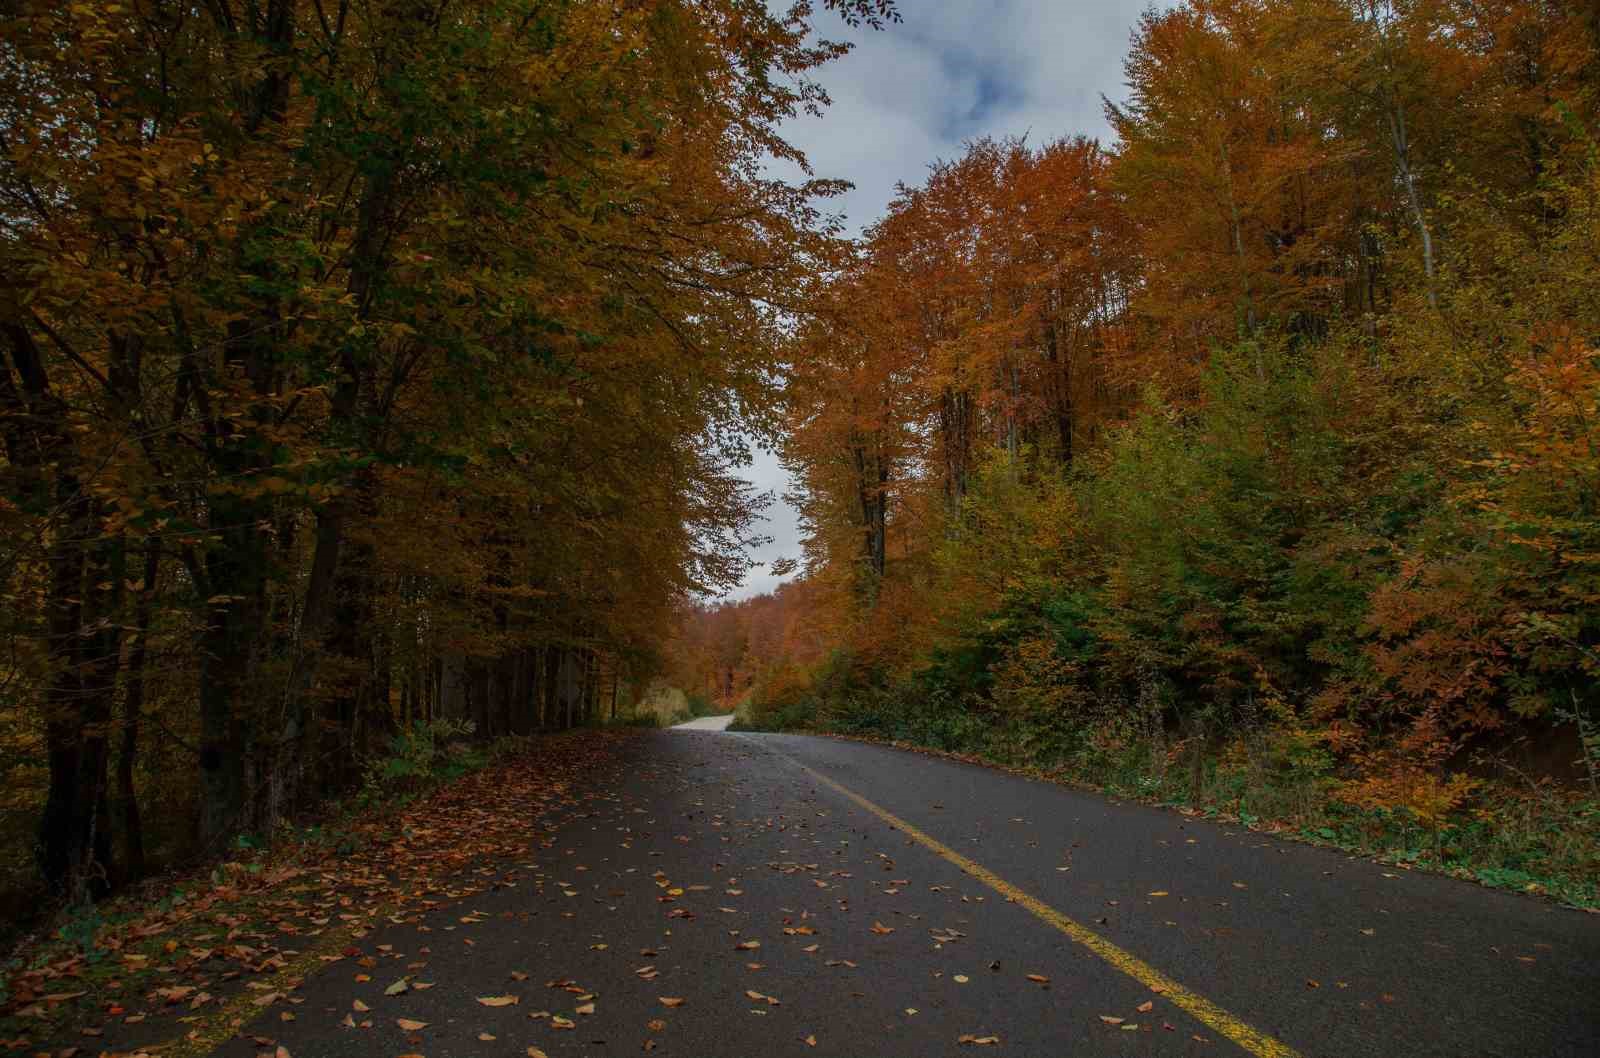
[359,718,479,804]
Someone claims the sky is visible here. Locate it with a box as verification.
[726,0,1152,600]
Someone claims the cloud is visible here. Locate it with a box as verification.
[725,0,1150,600]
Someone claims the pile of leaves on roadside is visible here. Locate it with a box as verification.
[0,731,632,1055]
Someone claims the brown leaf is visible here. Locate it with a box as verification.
[1099,1015,1124,1026]
[396,1017,428,1031]
[1137,1001,1154,1013]
[870,922,895,935]
[958,1034,1000,1045]
[659,997,686,1008]
[478,995,520,1007]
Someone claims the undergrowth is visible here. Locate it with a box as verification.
[734,688,1600,909]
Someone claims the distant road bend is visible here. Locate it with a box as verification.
[215,726,1599,1058]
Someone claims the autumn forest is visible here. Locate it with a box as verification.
[675,0,1600,903]
[3,0,1598,963]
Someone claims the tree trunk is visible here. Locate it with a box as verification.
[1387,99,1438,309]
[3,323,116,893]
[118,541,160,883]
[38,483,97,892]
[196,513,265,849]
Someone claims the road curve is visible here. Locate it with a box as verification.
[671,713,735,731]
[212,729,1600,1058]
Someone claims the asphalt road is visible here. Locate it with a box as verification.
[670,714,736,732]
[215,730,1600,1058]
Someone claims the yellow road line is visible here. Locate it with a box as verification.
[783,754,1302,1058]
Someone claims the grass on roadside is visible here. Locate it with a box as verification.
[735,700,1600,910]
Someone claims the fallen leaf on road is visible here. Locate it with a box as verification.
[479,995,520,1007]
[735,940,761,951]
[659,997,686,1007]
[528,1048,549,1058]
[479,1032,497,1041]
[1148,891,1169,897]
[352,999,369,1012]
[1137,1001,1154,1013]
[871,922,895,935]
[803,1035,817,1047]
[576,1002,596,1015]
[958,1034,1000,1045]
[385,979,410,996]
[953,975,969,983]
[1025,974,1049,984]
[396,1017,427,1031]
[551,1015,576,1029]
[1099,1016,1124,1026]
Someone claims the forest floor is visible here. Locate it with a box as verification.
[5,728,1599,1057]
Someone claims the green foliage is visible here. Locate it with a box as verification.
[53,897,105,961]
[359,718,481,806]
[738,331,1600,905]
